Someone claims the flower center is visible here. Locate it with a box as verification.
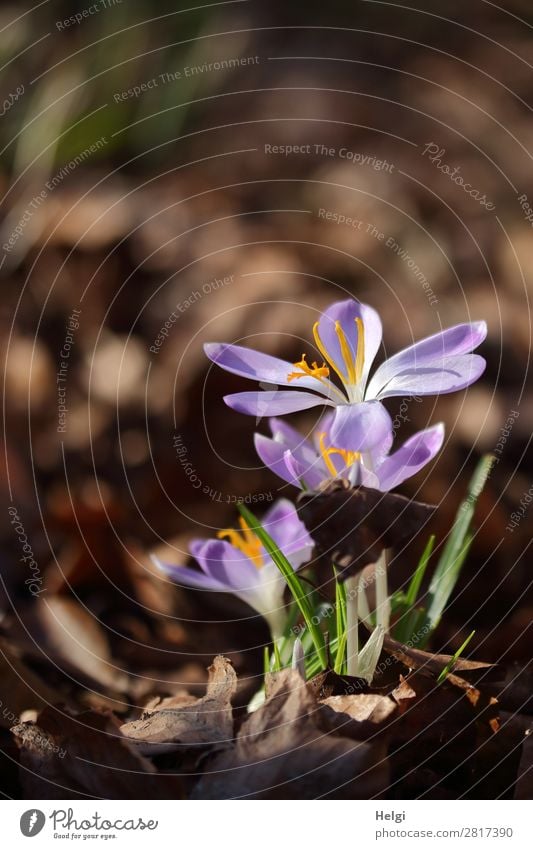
[318,432,361,477]
[313,316,365,387]
[217,517,264,568]
[287,353,330,383]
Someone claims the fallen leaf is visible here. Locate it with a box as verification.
[382,634,496,680]
[32,596,129,693]
[320,693,397,740]
[298,481,435,577]
[12,707,183,799]
[0,640,64,729]
[120,655,236,755]
[192,669,390,799]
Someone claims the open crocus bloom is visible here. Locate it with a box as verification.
[254,413,445,493]
[205,298,486,452]
[152,499,314,638]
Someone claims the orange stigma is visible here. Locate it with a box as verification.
[318,432,361,477]
[287,353,330,383]
[217,517,264,568]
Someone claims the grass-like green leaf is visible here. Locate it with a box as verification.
[422,455,493,643]
[334,569,347,639]
[333,630,348,674]
[273,639,282,672]
[393,534,435,644]
[406,534,435,607]
[437,631,476,683]
[237,503,327,669]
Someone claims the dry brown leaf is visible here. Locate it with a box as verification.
[382,634,496,680]
[120,655,236,755]
[391,676,417,708]
[319,693,397,740]
[12,707,183,799]
[33,596,129,692]
[0,640,65,729]
[298,481,435,577]
[192,669,389,799]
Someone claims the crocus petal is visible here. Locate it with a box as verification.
[190,538,260,591]
[269,417,316,455]
[254,434,303,488]
[346,461,382,489]
[224,390,331,416]
[377,423,445,491]
[152,555,226,592]
[329,400,393,452]
[269,417,325,468]
[315,299,382,387]
[367,354,486,399]
[262,498,314,567]
[204,342,339,400]
[366,321,487,399]
[283,449,326,491]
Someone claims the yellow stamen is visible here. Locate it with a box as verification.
[354,317,365,383]
[335,320,357,385]
[217,518,264,568]
[313,321,346,383]
[287,353,330,383]
[318,432,361,477]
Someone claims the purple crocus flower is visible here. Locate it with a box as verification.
[153,499,314,638]
[254,413,445,493]
[205,298,486,452]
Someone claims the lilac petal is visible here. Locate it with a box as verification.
[368,354,486,399]
[270,418,329,484]
[204,342,339,400]
[283,449,326,491]
[262,498,314,567]
[366,321,487,399]
[269,417,315,455]
[254,434,303,488]
[224,390,330,416]
[377,423,445,491]
[315,299,382,386]
[190,538,260,590]
[329,401,393,452]
[152,556,225,592]
[348,462,381,489]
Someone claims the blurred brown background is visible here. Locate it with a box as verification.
[1,0,531,748]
